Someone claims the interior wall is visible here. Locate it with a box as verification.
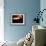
[4,0,40,42]
[40,0,46,27]
[0,0,4,42]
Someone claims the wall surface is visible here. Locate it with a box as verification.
[4,0,40,42]
[40,0,46,27]
[0,0,4,42]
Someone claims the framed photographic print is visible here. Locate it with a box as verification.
[11,14,25,25]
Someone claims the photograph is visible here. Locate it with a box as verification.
[11,14,25,25]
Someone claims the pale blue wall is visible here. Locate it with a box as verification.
[4,0,40,42]
[40,0,46,27]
